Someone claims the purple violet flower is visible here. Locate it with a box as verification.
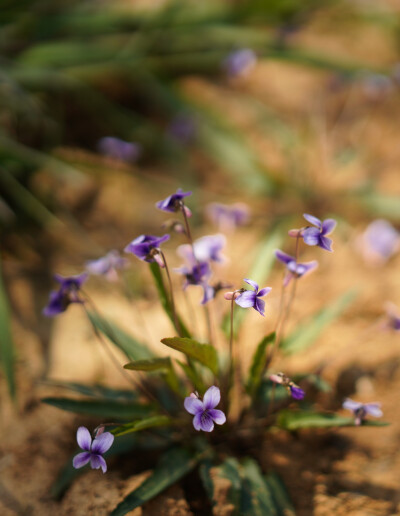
[174,257,212,305]
[269,373,305,400]
[124,234,170,266]
[275,250,318,286]
[342,398,382,426]
[97,137,141,162]
[234,279,271,316]
[302,214,337,252]
[43,273,88,317]
[156,188,192,215]
[73,426,114,473]
[178,234,226,265]
[184,386,226,432]
[86,250,128,282]
[206,202,250,232]
[223,49,257,78]
[358,220,400,265]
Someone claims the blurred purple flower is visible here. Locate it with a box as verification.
[358,219,400,265]
[167,114,197,144]
[184,386,226,432]
[269,372,305,400]
[235,278,271,316]
[73,426,114,473]
[179,234,226,264]
[156,188,192,216]
[302,214,337,252]
[124,234,169,266]
[97,137,141,162]
[174,250,212,304]
[342,398,382,426]
[206,202,250,232]
[384,302,400,331]
[275,249,318,286]
[43,273,88,317]
[361,73,393,101]
[86,250,128,282]
[223,49,257,78]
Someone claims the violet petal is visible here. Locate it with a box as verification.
[203,386,221,409]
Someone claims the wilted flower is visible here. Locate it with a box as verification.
[43,273,88,317]
[342,398,382,426]
[184,386,226,432]
[357,219,400,265]
[97,137,141,162]
[223,49,257,78]
[124,234,169,266]
[86,250,128,282]
[275,250,318,286]
[206,202,250,232]
[269,372,305,400]
[156,188,192,215]
[234,279,271,316]
[73,426,114,473]
[302,214,337,252]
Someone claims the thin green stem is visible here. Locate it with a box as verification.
[159,250,182,337]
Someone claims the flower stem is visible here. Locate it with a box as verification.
[159,250,182,337]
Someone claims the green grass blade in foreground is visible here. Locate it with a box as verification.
[88,311,153,360]
[246,332,275,397]
[0,255,16,399]
[42,397,154,420]
[280,289,357,355]
[110,447,199,516]
[149,262,191,338]
[111,415,174,437]
[161,337,218,375]
[264,473,296,516]
[277,409,389,430]
[223,227,283,337]
[124,357,181,394]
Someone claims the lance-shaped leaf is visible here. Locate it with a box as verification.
[149,262,191,338]
[277,409,389,431]
[280,289,357,355]
[124,357,181,394]
[88,311,153,361]
[43,380,138,400]
[112,415,174,437]
[161,337,218,375]
[0,256,16,399]
[264,473,296,516]
[42,397,154,420]
[110,447,199,516]
[246,332,275,397]
[257,382,289,409]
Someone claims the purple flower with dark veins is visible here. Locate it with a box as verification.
[342,398,382,426]
[302,214,337,252]
[223,49,257,78]
[275,250,318,286]
[73,426,114,473]
[43,273,88,317]
[234,279,271,316]
[206,202,250,232]
[86,250,128,282]
[156,188,192,216]
[124,234,170,266]
[269,372,305,400]
[97,137,141,162]
[184,386,226,432]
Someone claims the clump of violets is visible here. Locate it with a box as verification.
[184,386,226,432]
[226,279,271,316]
[156,188,192,216]
[269,373,305,400]
[43,273,88,317]
[73,426,114,473]
[206,202,249,232]
[343,399,383,426]
[275,250,318,286]
[301,214,337,252]
[124,234,169,266]
[86,250,128,282]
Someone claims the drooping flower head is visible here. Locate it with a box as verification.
[269,372,305,400]
[342,398,382,426]
[206,202,250,232]
[124,234,170,266]
[73,426,114,473]
[233,279,271,316]
[275,250,318,286]
[175,245,213,304]
[43,273,88,317]
[302,214,337,252]
[97,137,141,162]
[156,188,192,215]
[86,250,128,282]
[184,386,226,432]
[223,48,257,78]
[358,219,400,265]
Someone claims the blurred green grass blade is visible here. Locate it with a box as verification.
[277,409,388,430]
[161,337,218,375]
[112,415,174,437]
[43,380,138,400]
[246,332,276,397]
[88,311,153,361]
[0,255,16,399]
[280,289,357,355]
[293,374,331,393]
[124,357,181,394]
[176,359,205,394]
[110,447,199,516]
[42,397,154,420]
[357,191,400,221]
[264,473,296,516]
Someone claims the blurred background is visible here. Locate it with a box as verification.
[1,0,400,514]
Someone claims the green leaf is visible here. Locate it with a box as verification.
[257,383,289,408]
[264,473,296,516]
[280,289,357,355]
[293,374,331,393]
[161,337,218,375]
[124,357,181,395]
[42,397,154,420]
[43,381,138,400]
[149,262,191,338]
[199,460,215,504]
[112,415,174,437]
[247,333,276,397]
[218,458,242,513]
[87,312,153,361]
[176,359,205,393]
[110,447,199,515]
[0,255,16,399]
[277,410,359,430]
